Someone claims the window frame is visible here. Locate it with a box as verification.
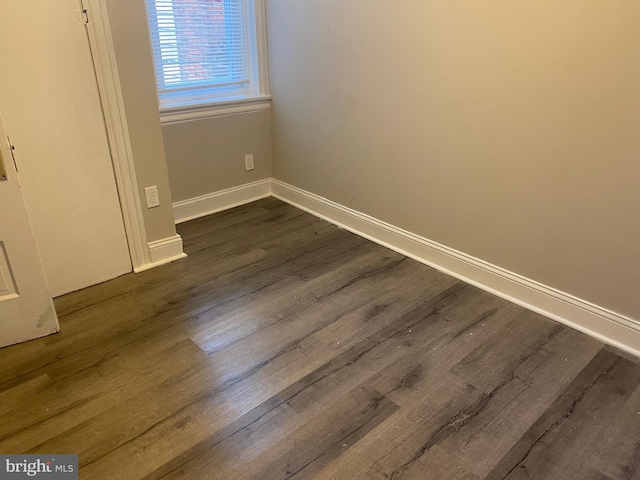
[145,0,270,124]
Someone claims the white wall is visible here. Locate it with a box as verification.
[266,0,640,320]
[0,0,131,296]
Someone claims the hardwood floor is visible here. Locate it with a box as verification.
[1,198,639,479]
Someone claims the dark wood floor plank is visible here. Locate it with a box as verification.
[0,201,343,389]
[312,321,601,480]
[144,282,467,478]
[451,311,564,393]
[434,323,602,479]
[363,292,522,408]
[143,396,304,480]
[0,338,209,453]
[277,283,470,419]
[588,382,640,480]
[484,349,640,480]
[578,470,617,480]
[167,386,399,480]
[147,293,464,478]
[192,243,409,356]
[0,227,362,395]
[310,376,481,480]
[0,199,637,480]
[248,388,398,480]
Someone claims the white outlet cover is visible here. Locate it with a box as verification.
[245,154,254,171]
[144,186,160,208]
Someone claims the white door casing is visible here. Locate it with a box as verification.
[0,116,59,348]
[81,0,173,272]
[82,0,187,272]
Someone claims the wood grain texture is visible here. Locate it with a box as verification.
[1,198,639,480]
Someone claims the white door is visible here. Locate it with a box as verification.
[0,0,132,297]
[0,116,59,348]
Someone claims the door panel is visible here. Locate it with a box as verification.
[0,117,59,348]
[0,0,132,296]
[0,242,19,299]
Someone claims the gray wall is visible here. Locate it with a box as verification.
[105,0,177,243]
[162,111,272,203]
[266,0,640,319]
[106,0,272,217]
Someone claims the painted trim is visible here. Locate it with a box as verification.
[157,0,270,126]
[252,0,271,98]
[135,234,187,273]
[83,0,150,270]
[83,0,187,274]
[160,98,271,125]
[173,179,271,224]
[271,179,640,358]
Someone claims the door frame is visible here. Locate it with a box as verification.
[81,0,152,271]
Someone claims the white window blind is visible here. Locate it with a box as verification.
[146,0,258,108]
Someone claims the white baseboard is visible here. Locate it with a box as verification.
[271,178,640,358]
[172,179,271,224]
[134,234,187,273]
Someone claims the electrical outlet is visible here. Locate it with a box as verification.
[245,154,255,171]
[144,186,160,208]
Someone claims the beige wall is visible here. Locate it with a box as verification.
[105,0,177,243]
[162,111,272,203]
[266,0,640,319]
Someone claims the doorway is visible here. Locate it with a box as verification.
[0,0,132,297]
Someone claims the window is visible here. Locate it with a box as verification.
[145,0,269,119]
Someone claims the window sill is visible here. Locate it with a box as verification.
[159,95,272,125]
